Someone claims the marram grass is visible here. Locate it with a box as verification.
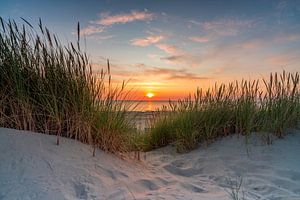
[0,17,134,154]
[138,71,300,152]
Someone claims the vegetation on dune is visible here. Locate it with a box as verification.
[0,17,299,155]
[138,71,300,152]
[0,17,134,153]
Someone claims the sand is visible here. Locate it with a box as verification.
[0,128,300,200]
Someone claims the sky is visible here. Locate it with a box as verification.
[1,0,300,100]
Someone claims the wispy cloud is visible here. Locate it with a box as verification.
[144,67,182,75]
[188,18,257,40]
[92,35,114,40]
[95,11,154,26]
[77,28,113,41]
[144,67,209,80]
[188,20,202,26]
[155,43,182,55]
[201,18,255,36]
[81,10,154,39]
[131,35,164,46]
[189,36,211,43]
[161,55,201,67]
[275,33,300,42]
[80,25,105,36]
[275,0,300,24]
[155,43,201,67]
[95,62,209,82]
[167,73,209,80]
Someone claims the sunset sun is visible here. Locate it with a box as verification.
[146,92,155,98]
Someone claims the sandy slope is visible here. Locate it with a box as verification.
[0,128,300,200]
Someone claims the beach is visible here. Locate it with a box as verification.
[1,128,299,200]
[1,5,300,200]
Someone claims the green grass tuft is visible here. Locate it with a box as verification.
[137,71,300,152]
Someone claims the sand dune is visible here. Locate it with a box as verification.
[0,128,300,200]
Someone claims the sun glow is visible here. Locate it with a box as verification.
[146,92,155,98]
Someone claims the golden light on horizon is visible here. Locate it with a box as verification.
[146,92,155,98]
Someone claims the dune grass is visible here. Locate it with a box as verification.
[1,17,299,155]
[0,17,134,153]
[138,71,300,152]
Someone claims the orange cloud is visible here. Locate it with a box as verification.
[131,35,164,46]
[143,66,209,80]
[94,62,209,82]
[155,43,182,55]
[95,11,154,26]
[92,62,212,100]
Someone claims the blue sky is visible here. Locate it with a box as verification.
[1,0,300,99]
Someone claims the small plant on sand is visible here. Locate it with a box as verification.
[227,177,246,200]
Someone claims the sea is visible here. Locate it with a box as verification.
[123,100,170,112]
[122,100,171,130]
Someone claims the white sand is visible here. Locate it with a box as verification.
[0,128,300,200]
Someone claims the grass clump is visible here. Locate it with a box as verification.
[0,17,133,153]
[139,71,300,152]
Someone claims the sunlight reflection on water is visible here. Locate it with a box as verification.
[125,101,170,112]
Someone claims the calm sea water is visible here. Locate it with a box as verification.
[124,100,170,112]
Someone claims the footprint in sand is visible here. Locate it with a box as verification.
[180,182,206,193]
[163,160,203,177]
[74,182,88,199]
[134,179,160,191]
[155,177,176,186]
